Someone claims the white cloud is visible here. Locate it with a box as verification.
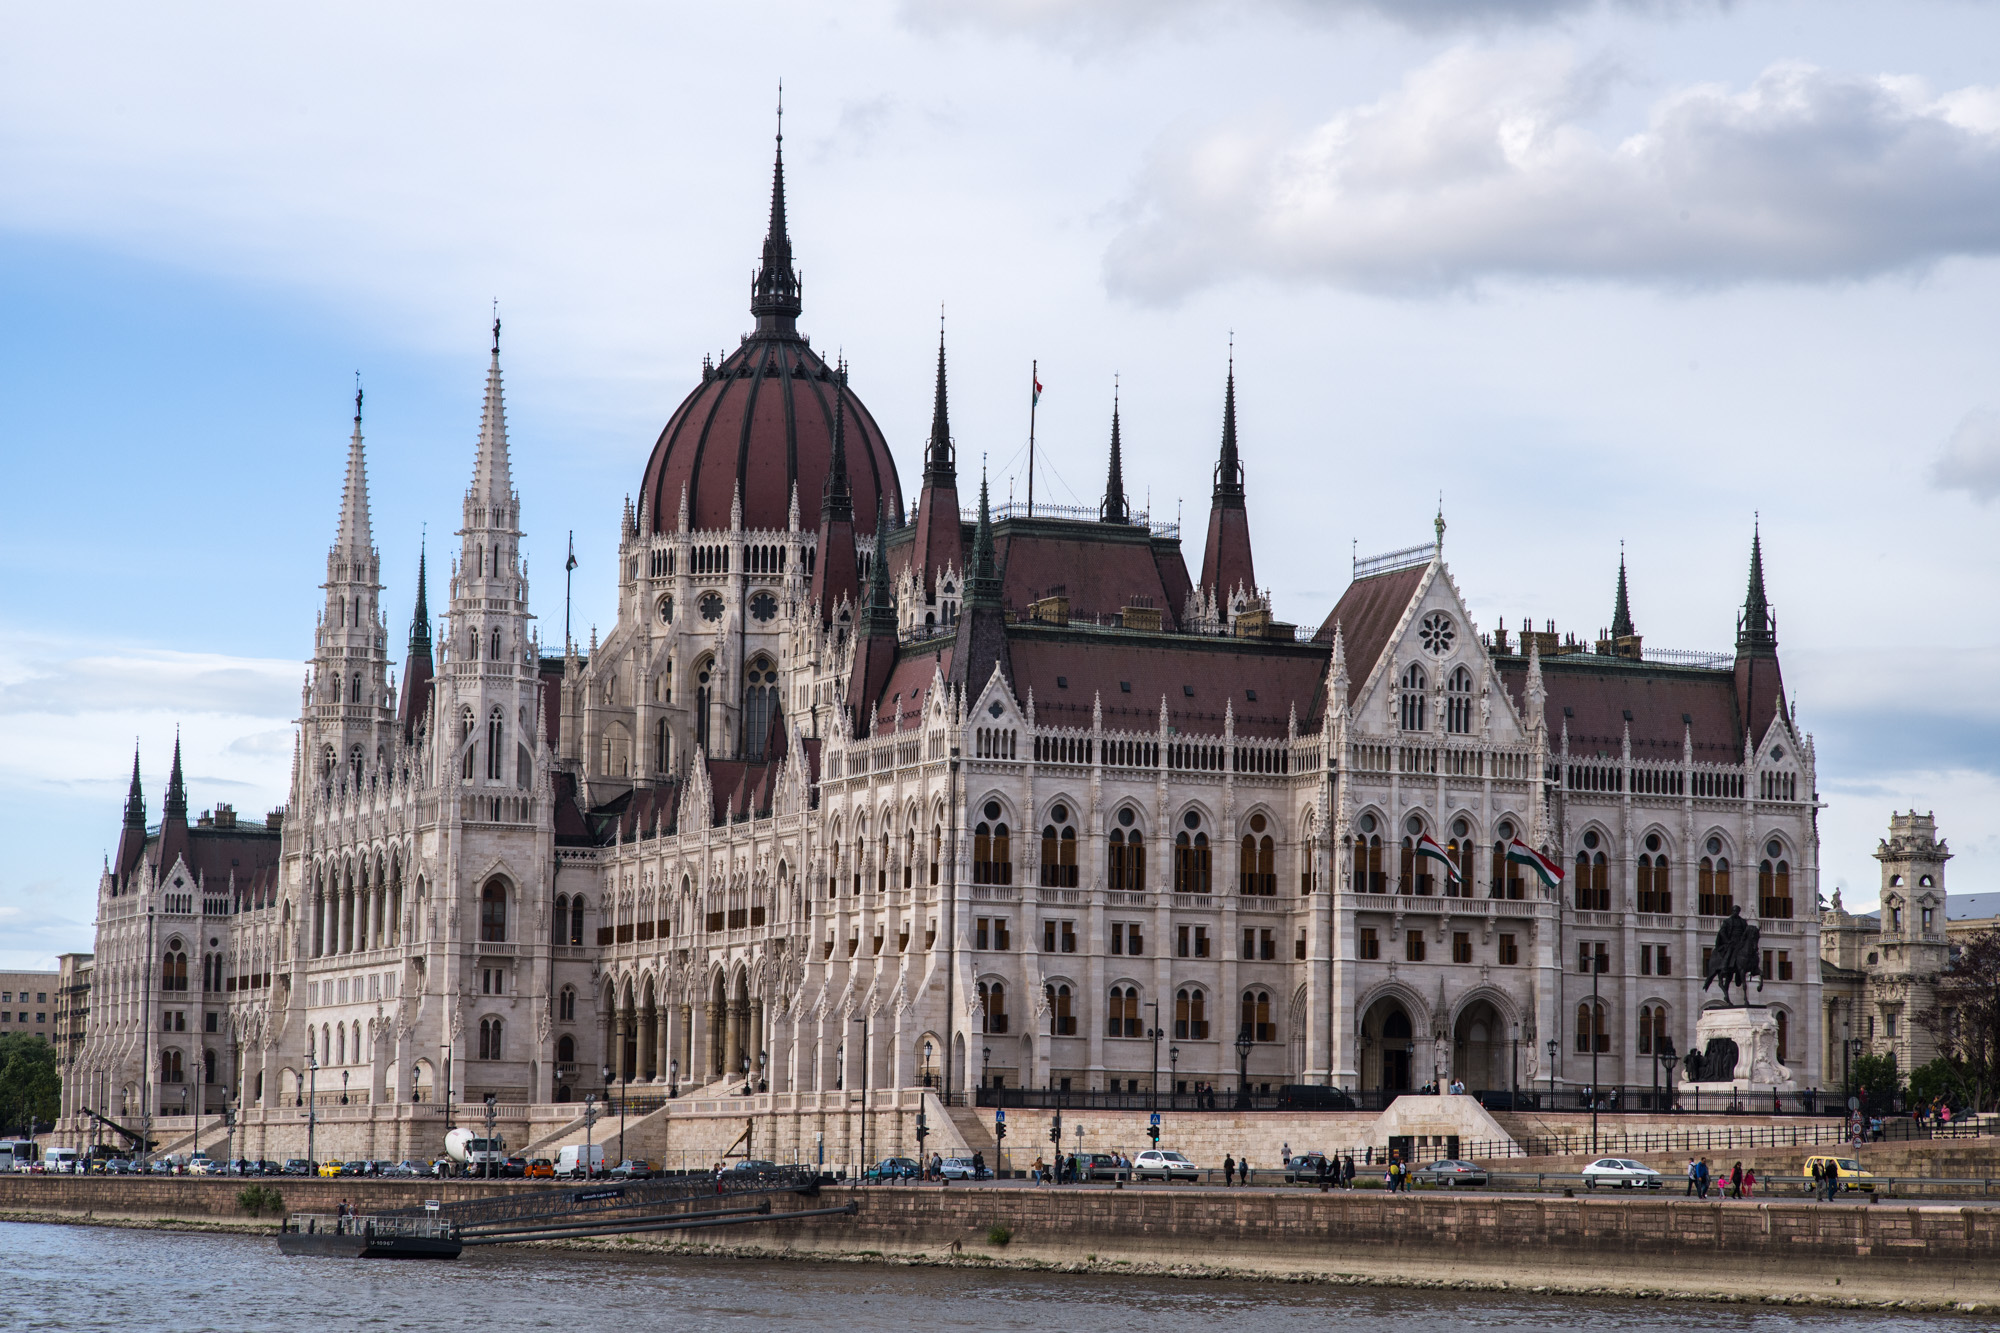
[1931,408,2000,501]
[1105,49,2000,299]
[899,0,1719,41]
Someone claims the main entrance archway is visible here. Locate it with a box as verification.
[1362,998,1414,1092]
[1453,998,1507,1093]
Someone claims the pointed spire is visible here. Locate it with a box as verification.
[164,731,188,824]
[967,467,1001,606]
[1100,383,1130,524]
[924,321,955,483]
[408,540,433,662]
[471,317,513,508]
[334,373,373,556]
[1739,519,1775,650]
[864,498,896,635]
[823,377,854,522]
[751,84,802,334]
[123,744,146,829]
[1213,346,1242,501]
[1611,546,1634,639]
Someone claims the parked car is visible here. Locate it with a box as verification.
[100,1158,134,1175]
[864,1157,920,1182]
[283,1159,314,1176]
[501,1156,528,1179]
[727,1159,779,1174]
[525,1158,555,1179]
[1283,1153,1331,1183]
[1802,1156,1876,1193]
[1133,1150,1199,1183]
[1581,1158,1663,1190]
[257,1160,283,1176]
[556,1144,604,1179]
[1411,1159,1490,1188]
[937,1156,986,1181]
[339,1160,369,1177]
[1083,1152,1130,1182]
[608,1159,654,1181]
[317,1161,343,1178]
[1275,1085,1358,1112]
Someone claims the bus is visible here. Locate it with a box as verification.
[0,1140,37,1172]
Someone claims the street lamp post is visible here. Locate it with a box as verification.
[306,1055,319,1171]
[342,1070,350,1106]
[483,1094,498,1179]
[1148,1001,1162,1111]
[669,1058,679,1100]
[1510,1022,1520,1100]
[758,1049,768,1094]
[1545,1038,1557,1110]
[1169,1046,1180,1107]
[982,1045,991,1092]
[1590,950,1602,1155]
[1234,1029,1253,1111]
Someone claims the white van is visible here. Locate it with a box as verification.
[556,1144,604,1179]
[43,1147,80,1174]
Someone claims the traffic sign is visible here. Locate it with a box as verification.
[1149,1112,1161,1126]
[995,1108,1005,1121]
[1848,1096,1860,1112]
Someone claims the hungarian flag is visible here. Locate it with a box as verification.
[1507,838,1564,888]
[1414,833,1461,882]
[1032,374,1043,407]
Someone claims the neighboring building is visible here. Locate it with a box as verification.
[59,127,1832,1159]
[0,970,58,1044]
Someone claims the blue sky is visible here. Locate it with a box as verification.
[6,0,2000,967]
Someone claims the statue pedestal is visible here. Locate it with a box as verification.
[1684,1006,1793,1103]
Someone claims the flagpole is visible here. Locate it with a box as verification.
[1027,359,1037,518]
[564,530,576,653]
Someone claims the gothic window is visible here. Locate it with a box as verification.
[1040,805,1078,888]
[1174,812,1211,894]
[979,981,1008,1034]
[1109,808,1146,891]
[468,626,479,659]
[350,672,362,705]
[1574,1001,1608,1054]
[1759,853,1793,920]
[699,592,725,622]
[480,880,507,943]
[487,708,504,781]
[744,657,780,759]
[1444,819,1474,899]
[1400,664,1427,731]
[1045,983,1076,1036]
[1418,612,1454,654]
[973,804,1011,885]
[490,628,501,660]
[1353,813,1385,892]
[460,708,475,781]
[161,943,188,992]
[553,895,568,946]
[750,591,778,622]
[1445,666,1474,734]
[1699,850,1733,916]
[161,1048,184,1083]
[931,823,942,886]
[336,1025,346,1064]
[1239,989,1274,1043]
[1574,831,1610,910]
[1175,986,1209,1040]
[904,829,916,889]
[1638,833,1672,913]
[570,896,585,945]
[478,1017,503,1061]
[556,1034,576,1064]
[695,661,713,754]
[1639,1004,1668,1055]
[1107,985,1141,1038]
[1239,812,1275,895]
[653,718,670,774]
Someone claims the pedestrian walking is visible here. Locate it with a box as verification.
[1729,1161,1743,1199]
[1696,1158,1711,1199]
[1224,1154,1236,1186]
[1742,1168,1756,1199]
[1343,1154,1355,1188]
[1282,1141,1292,1164]
[1242,1156,1253,1186]
[1686,1158,1698,1196]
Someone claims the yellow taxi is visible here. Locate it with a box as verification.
[1803,1155,1876,1192]
[318,1160,344,1178]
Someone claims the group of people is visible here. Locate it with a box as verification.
[1684,1158,1757,1199]
[1029,1152,1124,1185]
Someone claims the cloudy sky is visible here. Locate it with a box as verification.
[5,0,1999,968]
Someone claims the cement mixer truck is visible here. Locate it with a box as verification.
[442,1127,506,1176]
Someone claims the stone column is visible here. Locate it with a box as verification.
[705,999,722,1077]
[614,1009,630,1083]
[725,1000,743,1082]
[638,1004,656,1082]
[749,1000,765,1081]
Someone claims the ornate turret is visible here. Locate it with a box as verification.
[1198,355,1256,616]
[399,542,434,739]
[908,327,963,603]
[1733,522,1787,745]
[949,468,1013,695]
[750,102,802,335]
[1100,390,1130,525]
[1738,523,1775,652]
[1597,548,1642,659]
[810,386,862,622]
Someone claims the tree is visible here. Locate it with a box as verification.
[1919,925,2000,1112]
[1848,1052,1901,1117]
[0,1034,60,1135]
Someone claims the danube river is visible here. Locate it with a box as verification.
[0,1220,1974,1332]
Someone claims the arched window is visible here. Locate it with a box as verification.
[655,717,670,773]
[480,880,507,943]
[973,808,1011,884]
[1107,986,1141,1038]
[161,1049,184,1084]
[1398,832,1434,896]
[336,1025,346,1065]
[1445,819,1473,899]
[1240,989,1274,1043]
[694,660,713,754]
[979,981,1008,1034]
[1040,805,1078,888]
[1045,983,1076,1036]
[162,944,188,992]
[930,823,942,886]
[468,626,480,659]
[489,628,501,660]
[904,828,916,889]
[1699,849,1733,916]
[1573,852,1609,911]
[559,985,576,1022]
[1574,1001,1608,1054]
[1400,664,1427,731]
[556,1034,576,1065]
[460,708,475,781]
[479,1017,503,1061]
[1174,814,1211,894]
[570,896,585,946]
[1639,1004,1669,1055]
[1108,809,1146,891]
[1638,833,1672,913]
[1775,1009,1789,1063]
[1352,815,1385,892]
[1175,986,1209,1040]
[486,708,504,781]
[1445,666,1474,734]
[1239,813,1275,895]
[744,657,780,759]
[1759,852,1793,919]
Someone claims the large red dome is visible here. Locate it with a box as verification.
[639,136,901,536]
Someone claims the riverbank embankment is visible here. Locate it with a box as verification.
[3,1176,1995,1312]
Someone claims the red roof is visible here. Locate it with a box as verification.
[1007,628,1323,740]
[1495,655,1749,758]
[1315,563,1430,689]
[991,518,1191,631]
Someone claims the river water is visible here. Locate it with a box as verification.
[0,1221,1973,1332]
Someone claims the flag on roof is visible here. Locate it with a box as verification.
[1032,373,1043,407]
[1414,833,1461,882]
[1506,838,1563,888]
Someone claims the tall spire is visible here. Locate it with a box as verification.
[163,731,187,824]
[1213,348,1243,501]
[751,85,802,334]
[864,498,897,635]
[1100,384,1130,525]
[123,744,146,830]
[823,372,854,521]
[471,317,513,507]
[924,322,955,483]
[408,540,433,662]
[968,467,1001,605]
[1610,547,1634,639]
[1738,520,1775,650]
[334,374,373,556]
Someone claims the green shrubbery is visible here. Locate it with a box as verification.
[237,1185,285,1217]
[986,1224,1012,1247]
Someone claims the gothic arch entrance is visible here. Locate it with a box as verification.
[1362,998,1414,1092]
[1453,998,1507,1093]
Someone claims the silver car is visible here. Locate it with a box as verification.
[1581,1157,1663,1189]
[1411,1159,1489,1188]
[1133,1150,1199,1182]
